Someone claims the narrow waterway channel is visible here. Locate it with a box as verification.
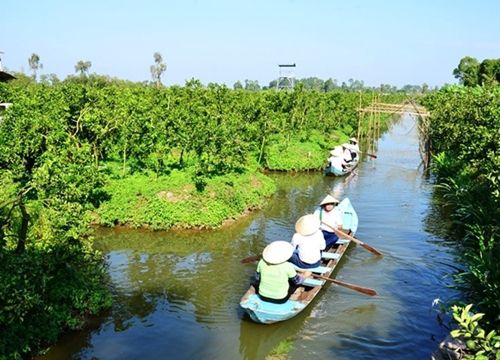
[39,114,461,360]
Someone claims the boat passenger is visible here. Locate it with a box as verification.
[289,214,326,269]
[314,194,343,249]
[253,241,304,304]
[349,137,360,152]
[342,144,355,164]
[328,147,347,169]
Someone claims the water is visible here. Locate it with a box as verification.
[38,115,461,360]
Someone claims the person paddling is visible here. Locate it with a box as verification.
[289,214,326,269]
[341,144,359,164]
[253,241,304,304]
[313,194,343,249]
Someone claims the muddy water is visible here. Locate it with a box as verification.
[39,114,460,359]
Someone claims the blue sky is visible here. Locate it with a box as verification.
[1,0,499,87]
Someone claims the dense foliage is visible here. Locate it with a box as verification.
[1,79,395,180]
[423,85,499,336]
[450,304,500,359]
[0,83,112,358]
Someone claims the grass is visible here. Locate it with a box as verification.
[94,167,276,230]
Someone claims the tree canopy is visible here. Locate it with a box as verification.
[453,56,500,87]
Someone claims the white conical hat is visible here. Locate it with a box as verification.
[330,146,343,157]
[262,241,294,264]
[319,194,340,206]
[349,137,358,143]
[295,214,320,236]
[343,144,358,152]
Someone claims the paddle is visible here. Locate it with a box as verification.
[310,273,377,296]
[240,254,261,264]
[321,221,383,256]
[361,151,377,159]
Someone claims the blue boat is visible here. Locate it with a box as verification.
[240,198,359,324]
[324,156,359,176]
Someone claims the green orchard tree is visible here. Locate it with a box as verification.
[0,83,103,252]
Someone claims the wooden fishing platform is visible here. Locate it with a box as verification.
[356,97,432,170]
[358,101,430,118]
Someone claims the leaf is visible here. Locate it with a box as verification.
[466,339,476,349]
[486,330,496,341]
[470,313,484,323]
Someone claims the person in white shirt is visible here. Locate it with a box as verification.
[343,142,360,164]
[289,214,325,269]
[328,151,343,170]
[342,144,358,164]
[328,146,350,170]
[313,194,343,249]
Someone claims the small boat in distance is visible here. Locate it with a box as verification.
[324,158,358,176]
[239,198,359,324]
[324,144,359,176]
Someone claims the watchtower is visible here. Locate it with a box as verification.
[277,63,296,90]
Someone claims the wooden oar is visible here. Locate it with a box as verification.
[240,254,261,264]
[310,273,377,296]
[362,152,377,159]
[321,221,383,256]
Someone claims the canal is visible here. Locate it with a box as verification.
[39,114,460,359]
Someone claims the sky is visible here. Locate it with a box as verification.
[1,0,499,88]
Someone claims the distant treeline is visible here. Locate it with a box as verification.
[9,69,432,94]
[234,77,433,93]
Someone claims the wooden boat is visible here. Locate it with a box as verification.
[240,198,359,324]
[324,156,359,176]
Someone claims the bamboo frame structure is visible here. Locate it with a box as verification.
[357,97,432,170]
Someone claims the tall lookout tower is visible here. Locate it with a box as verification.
[277,63,296,90]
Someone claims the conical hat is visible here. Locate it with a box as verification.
[262,241,294,264]
[319,194,339,206]
[330,146,343,157]
[349,137,358,143]
[343,144,358,152]
[295,214,320,236]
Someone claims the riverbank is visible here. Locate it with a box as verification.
[94,168,276,230]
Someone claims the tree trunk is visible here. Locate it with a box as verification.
[179,148,184,167]
[15,199,29,254]
[122,144,127,177]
